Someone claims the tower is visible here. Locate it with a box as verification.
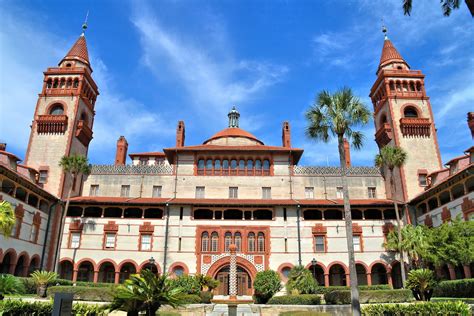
[25,25,98,198]
[370,30,442,202]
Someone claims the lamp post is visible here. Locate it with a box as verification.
[149,256,156,271]
[311,258,317,280]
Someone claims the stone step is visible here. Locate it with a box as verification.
[208,303,259,316]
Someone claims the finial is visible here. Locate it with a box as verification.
[381,18,388,40]
[228,106,240,128]
[81,11,89,36]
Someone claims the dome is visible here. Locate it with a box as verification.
[204,127,264,145]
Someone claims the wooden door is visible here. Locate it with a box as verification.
[237,272,248,296]
[216,272,229,295]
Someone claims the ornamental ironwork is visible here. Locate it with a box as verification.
[293,166,381,176]
[90,163,173,175]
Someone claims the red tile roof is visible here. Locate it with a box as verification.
[379,39,407,69]
[62,35,89,65]
[204,127,263,145]
[129,152,166,158]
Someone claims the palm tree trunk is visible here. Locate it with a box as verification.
[337,135,360,316]
[465,0,474,16]
[54,176,74,273]
[389,168,406,288]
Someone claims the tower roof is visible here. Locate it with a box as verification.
[61,35,90,65]
[378,38,408,70]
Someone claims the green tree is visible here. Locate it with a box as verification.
[110,270,184,316]
[386,225,430,269]
[375,145,408,286]
[253,270,282,303]
[286,265,318,295]
[402,0,474,16]
[169,274,200,295]
[195,274,219,292]
[305,87,370,315]
[56,154,91,272]
[406,268,437,301]
[30,270,58,297]
[0,200,15,238]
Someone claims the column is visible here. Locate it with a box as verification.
[367,273,372,286]
[324,274,329,287]
[72,269,78,282]
[114,271,120,284]
[448,264,456,280]
[345,273,350,286]
[229,244,237,300]
[387,272,393,287]
[463,265,471,279]
[93,270,99,283]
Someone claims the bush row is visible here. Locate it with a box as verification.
[324,289,413,305]
[267,294,321,305]
[48,286,116,302]
[16,276,114,294]
[433,278,474,298]
[180,294,202,304]
[361,301,471,315]
[313,284,391,295]
[0,300,108,316]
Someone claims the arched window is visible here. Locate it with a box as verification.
[211,232,219,252]
[215,160,221,170]
[53,78,59,88]
[257,232,265,252]
[198,159,205,169]
[239,160,245,169]
[230,159,237,169]
[50,104,64,115]
[224,232,232,252]
[255,160,262,169]
[248,233,255,252]
[380,114,387,125]
[73,78,79,88]
[263,160,270,170]
[403,106,418,118]
[201,232,209,252]
[66,78,72,88]
[206,159,213,169]
[46,79,53,89]
[60,78,65,88]
[235,232,242,252]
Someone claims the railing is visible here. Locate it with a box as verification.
[293,166,381,176]
[45,88,78,95]
[36,115,68,134]
[375,123,393,147]
[75,120,93,146]
[400,118,431,137]
[90,163,173,175]
[381,69,422,75]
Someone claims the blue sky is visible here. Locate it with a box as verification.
[1,0,472,167]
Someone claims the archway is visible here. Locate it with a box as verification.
[0,251,15,274]
[356,264,368,286]
[119,263,137,283]
[14,254,28,276]
[308,265,325,286]
[77,261,94,282]
[371,263,388,285]
[98,262,116,283]
[59,261,74,280]
[28,256,40,275]
[329,264,347,286]
[391,262,403,289]
[214,265,252,296]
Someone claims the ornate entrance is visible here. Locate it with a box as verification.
[215,265,251,296]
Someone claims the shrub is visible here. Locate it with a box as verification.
[286,266,318,294]
[279,312,330,316]
[267,294,321,305]
[433,278,474,298]
[30,270,58,297]
[0,274,25,299]
[199,290,213,303]
[253,270,282,303]
[313,284,391,295]
[75,281,115,287]
[0,300,109,316]
[361,301,470,316]
[405,268,437,301]
[17,277,37,294]
[48,285,116,301]
[180,294,202,304]
[324,289,413,305]
[170,275,200,295]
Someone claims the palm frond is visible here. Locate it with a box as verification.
[403,0,413,15]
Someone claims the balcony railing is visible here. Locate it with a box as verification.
[375,123,393,147]
[75,120,93,146]
[400,118,431,137]
[45,88,78,95]
[36,115,68,134]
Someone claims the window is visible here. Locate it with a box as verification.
[336,187,343,199]
[211,232,219,252]
[248,232,255,252]
[353,235,361,252]
[105,233,116,249]
[49,104,64,115]
[229,187,238,199]
[121,185,130,197]
[418,174,427,187]
[139,158,148,165]
[262,187,271,199]
[235,232,242,252]
[173,267,184,277]
[368,187,377,199]
[224,232,232,252]
[284,238,288,252]
[152,186,162,198]
[195,186,205,199]
[141,234,152,251]
[305,187,314,199]
[38,170,48,184]
[314,236,325,252]
[90,185,99,196]
[403,106,418,118]
[201,232,209,252]
[178,237,182,252]
[257,232,265,252]
[30,225,38,242]
[71,232,81,248]
[282,267,291,279]
[197,159,205,169]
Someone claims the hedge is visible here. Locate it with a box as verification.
[0,300,109,316]
[361,301,471,316]
[267,294,321,305]
[48,286,115,302]
[433,278,474,298]
[313,284,391,295]
[324,289,413,305]
[180,294,202,304]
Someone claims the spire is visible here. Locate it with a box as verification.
[60,16,90,66]
[228,106,240,128]
[377,25,409,72]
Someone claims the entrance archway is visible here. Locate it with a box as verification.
[215,265,252,296]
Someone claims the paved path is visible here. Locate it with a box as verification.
[208,303,259,316]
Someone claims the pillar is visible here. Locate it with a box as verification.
[229,244,237,300]
[448,264,456,280]
[72,269,78,282]
[463,265,471,279]
[324,274,329,287]
[387,272,393,287]
[8,263,15,275]
[367,273,372,286]
[345,273,350,286]
[114,271,120,284]
[93,270,99,283]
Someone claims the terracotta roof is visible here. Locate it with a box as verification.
[0,150,21,162]
[204,128,263,145]
[444,155,469,167]
[69,196,171,204]
[62,35,89,65]
[464,146,474,153]
[129,152,166,158]
[379,39,407,69]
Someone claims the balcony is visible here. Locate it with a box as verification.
[400,118,431,137]
[375,123,393,147]
[36,115,68,134]
[75,120,93,146]
[44,88,78,96]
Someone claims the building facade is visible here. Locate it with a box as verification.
[1,29,472,295]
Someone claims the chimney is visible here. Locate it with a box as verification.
[115,136,128,165]
[343,138,351,168]
[468,112,474,139]
[176,121,185,147]
[0,143,6,151]
[282,121,291,148]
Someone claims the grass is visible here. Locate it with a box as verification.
[4,294,37,298]
[279,312,331,316]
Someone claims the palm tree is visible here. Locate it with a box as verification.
[306,87,371,315]
[110,269,184,316]
[402,0,474,17]
[30,270,58,297]
[0,201,15,238]
[375,145,408,287]
[55,154,91,272]
[406,268,437,301]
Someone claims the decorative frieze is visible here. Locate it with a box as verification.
[90,163,173,175]
[139,222,154,233]
[293,166,381,176]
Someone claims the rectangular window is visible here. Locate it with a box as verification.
[305,187,314,199]
[105,233,116,249]
[38,170,48,184]
[121,185,130,197]
[178,237,182,252]
[139,158,148,165]
[368,187,377,199]
[30,225,38,242]
[418,174,427,187]
[195,186,205,199]
[353,235,361,252]
[284,238,288,253]
[229,187,238,199]
[89,185,99,196]
[152,185,162,198]
[71,232,81,248]
[141,234,151,251]
[262,187,271,199]
[336,187,343,199]
[283,208,287,221]
[314,236,325,252]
